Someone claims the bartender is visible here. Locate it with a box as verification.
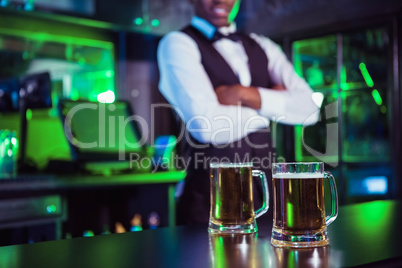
[157,0,320,224]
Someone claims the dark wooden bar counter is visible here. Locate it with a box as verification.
[0,200,401,268]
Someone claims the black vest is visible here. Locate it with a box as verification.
[181,25,274,165]
[182,26,272,89]
[177,26,275,224]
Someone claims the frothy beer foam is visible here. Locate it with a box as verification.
[273,173,323,179]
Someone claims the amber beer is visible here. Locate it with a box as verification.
[208,162,269,234]
[272,174,326,235]
[209,165,254,226]
[271,162,338,248]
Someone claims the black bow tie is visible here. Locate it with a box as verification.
[211,31,243,42]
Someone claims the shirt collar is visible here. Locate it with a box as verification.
[191,16,237,40]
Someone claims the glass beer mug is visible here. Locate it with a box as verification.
[271,162,338,248]
[208,162,269,234]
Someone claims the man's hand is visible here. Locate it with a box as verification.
[215,84,286,110]
[215,84,246,106]
[215,84,261,109]
[272,84,286,91]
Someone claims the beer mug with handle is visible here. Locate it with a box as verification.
[208,162,269,234]
[271,162,338,247]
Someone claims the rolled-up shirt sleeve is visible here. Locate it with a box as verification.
[251,33,321,126]
[157,32,270,145]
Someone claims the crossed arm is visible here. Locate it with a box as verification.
[215,84,286,110]
[157,31,320,144]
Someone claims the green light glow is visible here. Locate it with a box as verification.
[213,236,226,268]
[46,205,57,213]
[0,28,113,49]
[151,19,160,27]
[11,137,17,146]
[359,63,374,87]
[294,126,303,162]
[26,109,32,121]
[71,91,79,101]
[340,65,349,90]
[134,18,143,25]
[371,89,382,106]
[380,105,387,114]
[215,203,220,219]
[287,202,293,228]
[130,226,143,232]
[83,230,94,237]
[97,90,115,103]
[350,201,393,247]
[105,70,114,78]
[228,0,241,23]
[23,109,73,169]
[74,70,115,79]
[305,61,324,87]
[288,250,296,268]
[71,70,115,101]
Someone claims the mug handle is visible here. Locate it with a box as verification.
[252,170,269,218]
[325,172,338,226]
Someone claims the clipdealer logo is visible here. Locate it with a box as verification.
[62,101,338,169]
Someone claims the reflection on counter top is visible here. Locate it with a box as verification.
[0,200,401,267]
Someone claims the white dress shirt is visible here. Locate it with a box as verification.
[157,17,320,145]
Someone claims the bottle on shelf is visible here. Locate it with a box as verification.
[148,212,160,229]
[130,213,143,232]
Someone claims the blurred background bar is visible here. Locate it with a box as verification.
[0,0,401,246]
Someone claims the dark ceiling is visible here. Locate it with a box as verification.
[94,0,402,38]
[3,0,402,37]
